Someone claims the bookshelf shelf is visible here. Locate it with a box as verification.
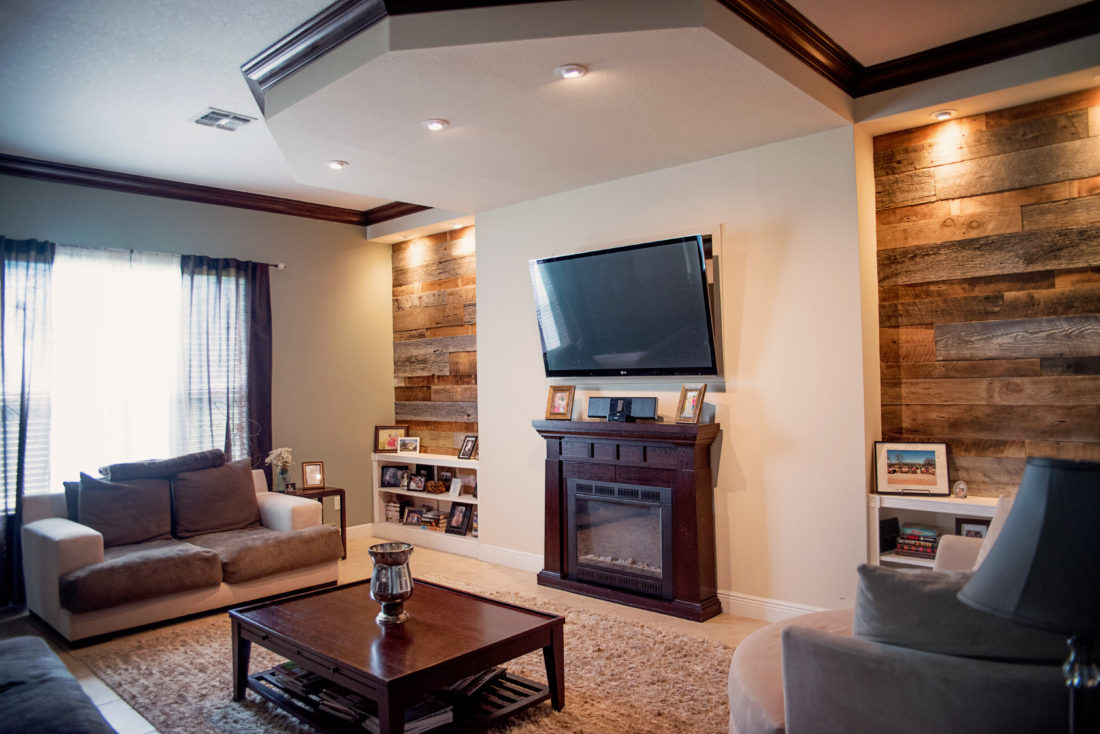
[371,452,479,558]
[868,494,1000,568]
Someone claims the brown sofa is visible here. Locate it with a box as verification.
[21,450,342,642]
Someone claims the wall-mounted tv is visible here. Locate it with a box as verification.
[529,234,718,377]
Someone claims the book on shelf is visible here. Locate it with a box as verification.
[361,695,453,734]
[441,667,506,699]
[899,523,939,538]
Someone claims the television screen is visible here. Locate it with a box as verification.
[529,235,718,377]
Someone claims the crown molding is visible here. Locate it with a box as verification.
[0,154,426,227]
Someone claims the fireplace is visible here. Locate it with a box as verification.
[533,420,721,621]
[567,479,673,599]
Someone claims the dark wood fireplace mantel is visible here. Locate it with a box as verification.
[532,419,721,621]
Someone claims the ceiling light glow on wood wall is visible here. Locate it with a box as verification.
[423,119,450,131]
[931,109,957,121]
[555,64,587,80]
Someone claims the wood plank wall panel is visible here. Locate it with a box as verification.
[391,226,477,456]
[875,88,1100,497]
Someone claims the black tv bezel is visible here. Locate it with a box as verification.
[531,234,719,378]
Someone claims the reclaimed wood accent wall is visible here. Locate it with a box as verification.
[391,226,477,456]
[875,87,1100,497]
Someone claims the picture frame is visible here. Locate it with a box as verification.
[302,461,325,488]
[449,478,463,497]
[397,436,420,455]
[446,503,474,535]
[458,435,478,460]
[374,425,407,453]
[408,474,426,492]
[873,441,950,496]
[437,468,454,484]
[403,508,423,526]
[380,466,404,488]
[955,517,991,539]
[675,384,707,424]
[545,385,575,420]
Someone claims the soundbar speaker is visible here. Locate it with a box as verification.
[586,397,658,422]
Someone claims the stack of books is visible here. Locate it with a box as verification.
[895,523,940,560]
[421,509,449,532]
[384,501,403,524]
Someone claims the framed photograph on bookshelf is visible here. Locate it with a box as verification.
[449,478,463,497]
[374,425,407,453]
[873,441,949,496]
[380,466,404,488]
[955,517,991,538]
[408,474,426,492]
[403,508,423,525]
[446,503,474,535]
[397,437,420,455]
[458,435,478,460]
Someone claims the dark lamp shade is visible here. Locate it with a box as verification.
[958,457,1100,637]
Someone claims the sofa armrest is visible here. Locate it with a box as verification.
[932,534,982,572]
[781,625,1066,734]
[21,519,104,627]
[256,492,321,531]
[22,492,68,524]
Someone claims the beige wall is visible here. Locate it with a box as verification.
[475,127,869,614]
[0,174,395,526]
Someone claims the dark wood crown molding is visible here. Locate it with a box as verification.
[0,154,428,227]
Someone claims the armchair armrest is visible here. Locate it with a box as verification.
[256,492,321,531]
[21,518,104,628]
[932,535,982,572]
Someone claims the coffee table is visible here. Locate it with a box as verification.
[230,579,564,734]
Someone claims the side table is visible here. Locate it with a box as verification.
[286,486,347,559]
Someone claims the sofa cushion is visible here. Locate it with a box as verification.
[171,458,260,538]
[187,525,343,583]
[0,636,116,734]
[63,480,80,521]
[77,473,172,547]
[99,448,226,481]
[59,539,222,613]
[852,564,1065,662]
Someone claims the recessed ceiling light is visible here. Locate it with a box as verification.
[931,109,957,121]
[555,64,587,80]
[423,119,450,131]
[327,160,349,170]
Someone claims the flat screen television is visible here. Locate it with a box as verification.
[529,234,718,377]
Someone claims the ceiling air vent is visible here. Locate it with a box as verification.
[192,108,255,131]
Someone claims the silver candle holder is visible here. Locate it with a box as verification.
[368,542,414,624]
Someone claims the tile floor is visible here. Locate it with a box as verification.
[0,533,767,733]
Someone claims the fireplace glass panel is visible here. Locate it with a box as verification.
[575,498,662,580]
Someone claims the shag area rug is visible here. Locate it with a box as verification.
[73,589,734,734]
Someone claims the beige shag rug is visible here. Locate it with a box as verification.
[74,590,734,734]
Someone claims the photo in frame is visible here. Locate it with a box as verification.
[397,437,420,455]
[446,503,474,535]
[545,385,575,420]
[302,461,325,488]
[374,425,407,453]
[408,474,426,492]
[675,384,707,423]
[458,435,478,460]
[403,508,423,526]
[955,517,991,539]
[380,466,404,488]
[873,441,950,496]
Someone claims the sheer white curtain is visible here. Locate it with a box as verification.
[49,246,181,483]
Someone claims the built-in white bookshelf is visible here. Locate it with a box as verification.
[868,494,998,568]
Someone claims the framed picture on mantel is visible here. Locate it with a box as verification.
[545,385,575,420]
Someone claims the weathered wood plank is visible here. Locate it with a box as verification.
[393,286,476,312]
[879,271,1054,305]
[881,359,1041,379]
[875,169,936,210]
[984,87,1100,129]
[430,385,478,402]
[425,325,477,339]
[392,255,476,288]
[913,437,1027,457]
[877,225,1100,287]
[896,375,1100,405]
[449,351,477,376]
[1022,193,1100,231]
[882,284,1100,327]
[394,386,431,401]
[964,482,1023,498]
[464,303,476,324]
[1055,266,1100,288]
[394,351,449,378]
[899,404,1100,442]
[392,335,477,360]
[881,405,903,438]
[1024,440,1100,461]
[876,210,1020,250]
[1040,357,1100,375]
[402,420,478,433]
[935,316,1100,360]
[392,304,467,333]
[391,231,475,269]
[874,111,1089,178]
[876,200,951,228]
[933,136,1100,201]
[880,326,935,363]
[873,116,987,155]
[395,401,478,422]
[949,455,1027,486]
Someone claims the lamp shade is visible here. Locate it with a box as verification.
[958,457,1100,636]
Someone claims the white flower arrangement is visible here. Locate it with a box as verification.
[265,447,294,472]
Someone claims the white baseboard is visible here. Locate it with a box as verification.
[347,523,374,539]
[476,543,543,573]
[717,589,825,622]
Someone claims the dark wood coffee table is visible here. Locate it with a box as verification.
[230,579,564,734]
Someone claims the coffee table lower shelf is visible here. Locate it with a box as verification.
[247,668,550,733]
